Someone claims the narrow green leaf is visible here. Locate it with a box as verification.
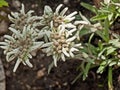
[81,2,97,14]
[71,72,83,84]
[103,18,110,41]
[83,62,91,80]
[96,30,108,42]
[97,65,105,73]
[106,46,116,55]
[98,48,106,57]
[79,28,92,37]
[91,14,108,21]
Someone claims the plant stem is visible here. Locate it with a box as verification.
[108,66,113,90]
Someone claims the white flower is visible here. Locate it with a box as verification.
[41,4,77,31]
[42,27,82,67]
[0,26,44,72]
[8,4,42,30]
[54,4,77,22]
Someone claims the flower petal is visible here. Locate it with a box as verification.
[62,47,70,57]
[55,4,63,15]
[25,59,33,67]
[13,58,21,72]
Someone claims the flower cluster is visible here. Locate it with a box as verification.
[40,4,82,66]
[0,26,43,72]
[8,4,42,30]
[42,28,82,66]
[0,4,44,72]
[0,4,84,72]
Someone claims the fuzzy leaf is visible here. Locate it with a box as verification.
[44,5,53,16]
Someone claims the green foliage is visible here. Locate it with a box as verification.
[78,0,120,90]
[81,2,97,14]
[0,0,8,7]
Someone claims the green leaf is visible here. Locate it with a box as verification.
[0,0,8,7]
[96,30,108,42]
[98,48,107,57]
[82,52,89,58]
[103,18,110,41]
[97,65,105,73]
[109,61,116,66]
[91,14,108,21]
[108,4,116,12]
[106,46,116,55]
[71,72,83,84]
[81,2,97,14]
[86,43,97,55]
[79,28,92,37]
[109,39,119,44]
[83,62,91,80]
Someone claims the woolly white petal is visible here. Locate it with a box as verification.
[65,17,75,22]
[60,7,68,16]
[0,42,8,45]
[61,53,66,61]
[25,59,33,67]
[0,46,8,49]
[66,11,77,18]
[8,15,14,21]
[55,4,63,15]
[30,42,44,51]
[66,36,76,42]
[27,10,34,15]
[74,43,82,47]
[74,21,89,25]
[4,35,15,41]
[6,49,19,62]
[53,54,58,67]
[11,12,19,18]
[50,21,54,29]
[69,51,74,57]
[13,58,21,72]
[9,27,21,37]
[67,28,76,37]
[59,25,65,35]
[28,54,32,59]
[64,23,76,28]
[62,47,70,57]
[42,42,53,48]
[20,4,25,14]
[70,47,79,52]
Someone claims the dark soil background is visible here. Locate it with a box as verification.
[0,0,120,90]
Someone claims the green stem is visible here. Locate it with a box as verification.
[108,66,113,90]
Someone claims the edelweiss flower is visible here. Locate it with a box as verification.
[41,4,77,28]
[51,4,77,29]
[0,26,44,72]
[8,4,42,30]
[42,27,82,67]
[40,4,77,42]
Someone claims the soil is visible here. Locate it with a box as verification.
[0,0,120,90]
